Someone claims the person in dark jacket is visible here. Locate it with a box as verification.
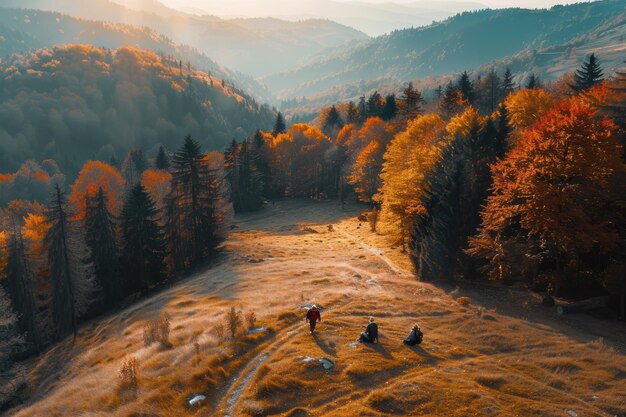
[306,305,321,333]
[359,317,378,343]
[403,324,423,346]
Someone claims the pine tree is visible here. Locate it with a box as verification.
[457,71,475,104]
[85,187,122,308]
[120,184,166,293]
[381,95,398,121]
[2,220,41,352]
[322,105,344,137]
[438,83,463,118]
[0,285,24,373]
[121,148,146,187]
[45,185,96,340]
[367,91,384,118]
[155,146,170,170]
[495,104,510,157]
[477,68,501,114]
[358,95,368,124]
[346,101,359,125]
[502,68,516,97]
[166,136,230,269]
[526,73,542,89]
[272,112,286,136]
[573,53,604,92]
[399,82,424,121]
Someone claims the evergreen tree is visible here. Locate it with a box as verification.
[85,187,123,308]
[438,83,463,118]
[457,71,475,104]
[381,95,398,121]
[399,82,424,121]
[166,136,229,269]
[121,148,146,187]
[573,53,604,92]
[502,68,516,97]
[358,95,368,124]
[45,185,95,340]
[477,68,501,114]
[367,91,384,118]
[120,184,166,293]
[252,130,272,196]
[0,286,24,373]
[272,112,286,136]
[346,101,359,125]
[2,220,40,352]
[155,146,170,170]
[495,104,511,157]
[322,105,344,137]
[526,73,542,89]
[409,111,507,280]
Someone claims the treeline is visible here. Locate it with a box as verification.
[0,136,232,386]
[228,56,626,315]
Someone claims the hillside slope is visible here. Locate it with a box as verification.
[7,201,626,417]
[0,0,368,77]
[266,0,626,99]
[0,45,276,173]
[0,8,271,101]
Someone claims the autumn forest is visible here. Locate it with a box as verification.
[1,1,626,415]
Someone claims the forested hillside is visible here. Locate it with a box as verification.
[268,0,626,101]
[0,0,368,77]
[0,8,271,100]
[0,45,276,175]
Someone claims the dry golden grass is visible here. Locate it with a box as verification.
[7,200,626,417]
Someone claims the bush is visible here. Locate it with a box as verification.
[245,311,257,331]
[226,307,243,339]
[214,323,225,343]
[456,296,470,306]
[118,356,140,392]
[143,312,171,348]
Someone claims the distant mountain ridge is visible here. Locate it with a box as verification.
[265,0,626,102]
[0,0,368,77]
[0,8,272,101]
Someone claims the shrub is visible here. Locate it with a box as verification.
[226,307,243,339]
[214,323,225,342]
[245,311,257,331]
[118,356,140,392]
[143,312,171,348]
[456,296,470,306]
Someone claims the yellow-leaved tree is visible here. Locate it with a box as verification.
[376,114,447,248]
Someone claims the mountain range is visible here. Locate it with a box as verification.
[265,0,626,104]
[1,0,368,77]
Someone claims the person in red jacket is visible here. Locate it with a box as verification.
[306,305,321,333]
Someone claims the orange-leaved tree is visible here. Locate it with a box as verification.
[141,169,172,216]
[69,161,125,219]
[348,117,397,203]
[468,96,625,293]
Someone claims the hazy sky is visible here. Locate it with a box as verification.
[160,0,581,14]
[157,0,585,35]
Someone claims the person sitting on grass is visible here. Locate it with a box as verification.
[358,317,379,343]
[403,323,423,346]
[306,304,321,333]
